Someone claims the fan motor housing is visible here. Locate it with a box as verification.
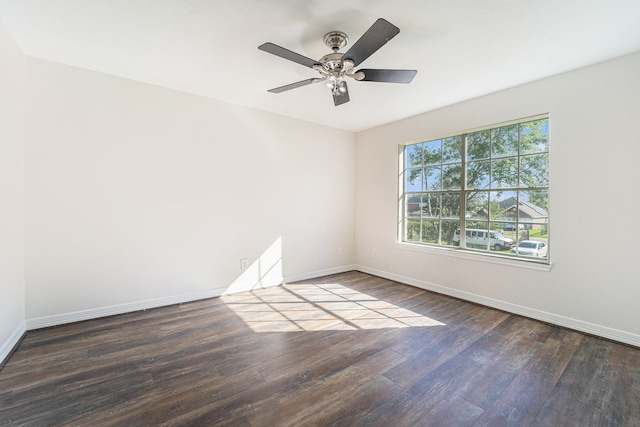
[319,52,344,71]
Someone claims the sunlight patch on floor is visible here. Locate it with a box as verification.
[221,282,445,332]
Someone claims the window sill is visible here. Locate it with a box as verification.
[396,242,552,271]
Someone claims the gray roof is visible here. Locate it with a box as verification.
[498,197,548,218]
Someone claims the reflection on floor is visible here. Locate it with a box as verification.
[221,282,445,332]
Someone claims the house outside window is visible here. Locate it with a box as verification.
[401,116,549,262]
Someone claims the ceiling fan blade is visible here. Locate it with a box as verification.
[333,82,350,106]
[268,78,320,93]
[342,18,400,67]
[258,42,318,68]
[357,69,417,83]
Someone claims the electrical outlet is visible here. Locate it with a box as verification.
[240,258,248,270]
[372,249,378,258]
[338,248,342,256]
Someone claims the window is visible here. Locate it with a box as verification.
[401,116,549,262]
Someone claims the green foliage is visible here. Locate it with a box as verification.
[443,137,463,163]
[467,130,491,160]
[404,218,459,246]
[406,219,421,242]
[526,190,549,212]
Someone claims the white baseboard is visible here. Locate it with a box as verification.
[1,321,26,367]
[355,265,640,348]
[284,264,357,283]
[24,264,357,331]
[26,288,227,330]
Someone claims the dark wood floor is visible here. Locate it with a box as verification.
[1,271,639,426]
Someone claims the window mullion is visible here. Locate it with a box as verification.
[460,134,467,249]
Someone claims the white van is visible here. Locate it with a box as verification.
[452,229,514,251]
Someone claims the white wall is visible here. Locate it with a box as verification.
[0,24,26,362]
[24,58,355,322]
[355,52,640,345]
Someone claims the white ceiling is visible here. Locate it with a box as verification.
[1,0,639,132]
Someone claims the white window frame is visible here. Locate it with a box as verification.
[398,114,550,267]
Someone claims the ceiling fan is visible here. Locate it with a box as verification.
[258,18,417,106]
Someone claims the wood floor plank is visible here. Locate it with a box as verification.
[497,336,579,415]
[473,399,536,427]
[1,271,640,426]
[246,349,406,427]
[383,325,485,389]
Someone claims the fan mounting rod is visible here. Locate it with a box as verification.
[323,31,348,51]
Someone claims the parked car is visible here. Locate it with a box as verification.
[510,240,548,257]
[452,229,514,251]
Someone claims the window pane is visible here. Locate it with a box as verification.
[443,136,462,163]
[441,192,461,219]
[421,220,439,244]
[488,227,514,252]
[406,195,421,217]
[405,168,423,192]
[463,222,489,250]
[512,237,548,259]
[491,157,518,189]
[519,153,549,187]
[467,130,491,160]
[466,192,488,220]
[441,220,460,246]
[424,167,442,191]
[422,194,440,218]
[405,219,421,242]
[489,190,517,221]
[467,160,490,190]
[520,119,549,154]
[492,125,518,158]
[518,190,549,229]
[519,190,549,215]
[406,143,422,168]
[442,164,462,190]
[423,140,442,166]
